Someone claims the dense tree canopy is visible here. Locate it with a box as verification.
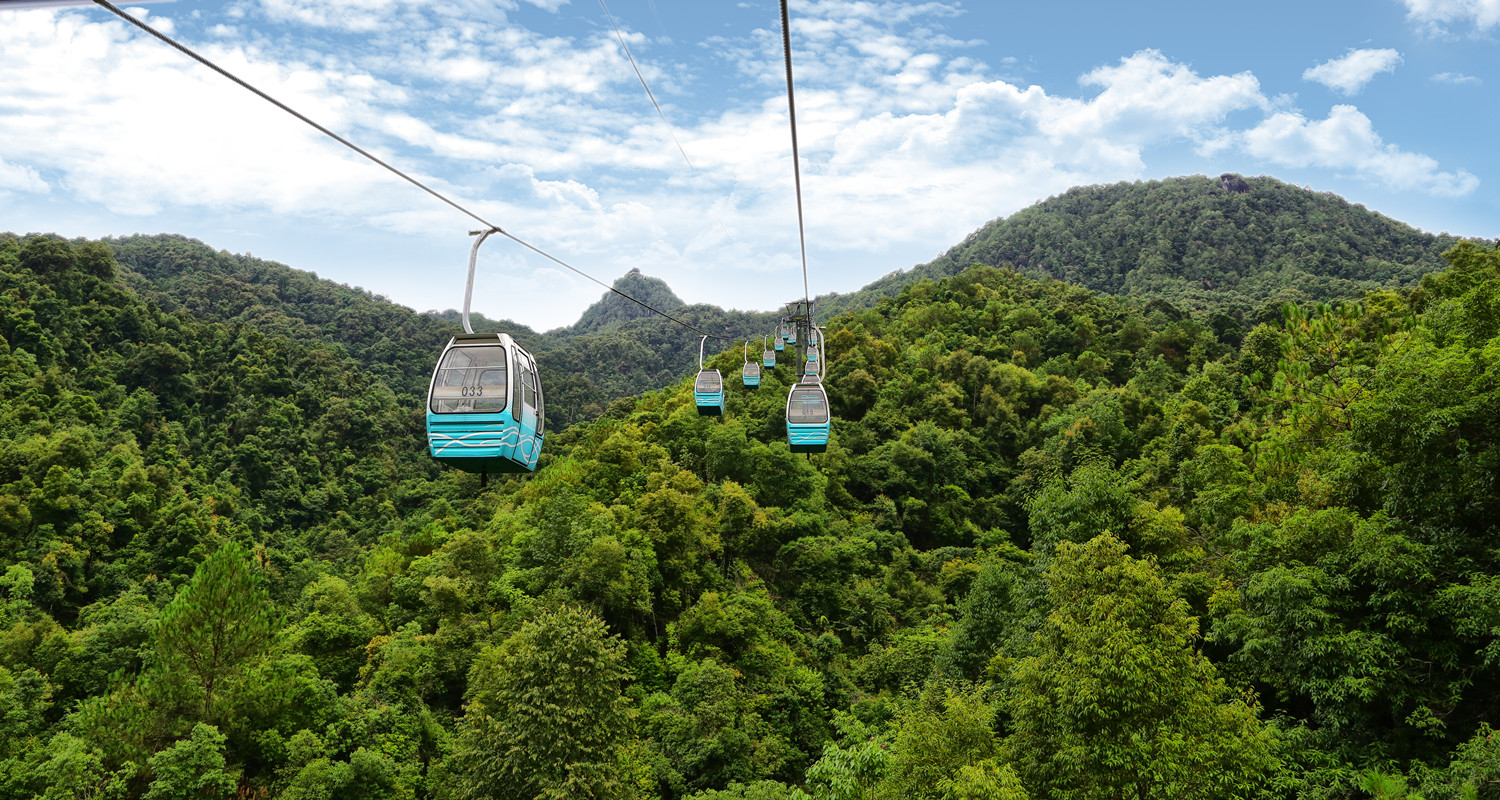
[1,224,1499,799]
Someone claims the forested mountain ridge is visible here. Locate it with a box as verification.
[101,234,797,427]
[93,175,1475,429]
[107,233,487,401]
[5,227,1500,799]
[817,174,1471,320]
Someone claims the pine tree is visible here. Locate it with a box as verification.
[155,541,278,719]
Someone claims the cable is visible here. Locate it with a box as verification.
[597,0,694,169]
[88,0,733,341]
[778,0,812,309]
[596,0,749,264]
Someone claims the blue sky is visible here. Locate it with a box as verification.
[1,0,1495,330]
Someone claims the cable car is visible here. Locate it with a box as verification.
[695,335,725,416]
[426,231,544,477]
[427,332,544,474]
[785,382,830,453]
[803,353,821,380]
[742,340,761,388]
[804,328,822,379]
[774,323,786,352]
[763,335,777,368]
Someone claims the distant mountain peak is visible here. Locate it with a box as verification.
[1218,173,1251,193]
[571,270,684,335]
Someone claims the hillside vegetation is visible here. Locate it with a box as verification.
[565,269,687,337]
[3,228,1500,799]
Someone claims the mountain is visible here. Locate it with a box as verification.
[566,268,686,337]
[101,234,785,428]
[95,175,1475,433]
[107,233,484,401]
[5,228,1500,798]
[816,173,1469,319]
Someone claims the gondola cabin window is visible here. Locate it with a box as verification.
[430,346,508,413]
[787,387,828,424]
[521,364,537,410]
[696,372,722,393]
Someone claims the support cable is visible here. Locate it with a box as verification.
[597,0,694,169]
[777,0,812,309]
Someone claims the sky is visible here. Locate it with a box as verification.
[1,0,1497,330]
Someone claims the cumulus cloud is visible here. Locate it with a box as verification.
[256,0,517,32]
[1400,0,1500,34]
[0,11,419,217]
[1303,48,1403,95]
[1241,105,1478,196]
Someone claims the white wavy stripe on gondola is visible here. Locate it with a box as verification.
[430,427,524,453]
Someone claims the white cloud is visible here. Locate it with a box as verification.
[1400,0,1500,34]
[0,157,49,194]
[0,11,416,217]
[122,7,175,34]
[1431,71,1482,85]
[1303,48,1403,95]
[1241,105,1478,196]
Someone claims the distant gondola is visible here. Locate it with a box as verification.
[695,335,725,415]
[804,333,821,378]
[763,335,777,368]
[742,340,761,388]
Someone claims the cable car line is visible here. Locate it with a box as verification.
[778,0,812,309]
[88,0,735,342]
[90,0,827,446]
[597,0,694,169]
[595,0,752,270]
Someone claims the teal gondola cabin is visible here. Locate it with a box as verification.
[426,332,544,474]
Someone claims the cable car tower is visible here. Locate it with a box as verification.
[784,299,815,361]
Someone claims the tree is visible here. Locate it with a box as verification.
[142,723,236,800]
[155,541,278,719]
[1002,534,1274,800]
[454,605,634,800]
[875,687,1001,800]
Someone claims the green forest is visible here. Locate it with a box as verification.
[2,205,1499,800]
